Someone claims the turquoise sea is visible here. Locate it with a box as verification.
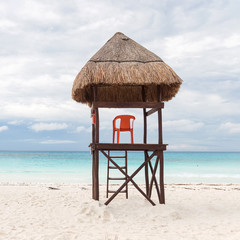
[0,151,240,184]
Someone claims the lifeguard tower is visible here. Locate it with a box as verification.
[72,32,182,205]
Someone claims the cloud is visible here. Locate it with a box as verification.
[76,126,85,132]
[0,99,90,123]
[76,126,91,132]
[0,0,240,151]
[7,120,24,125]
[220,122,240,134]
[163,119,204,132]
[164,89,240,122]
[40,140,76,144]
[167,144,208,151]
[0,126,8,132]
[29,122,68,132]
[224,34,240,48]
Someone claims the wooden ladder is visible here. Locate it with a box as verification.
[106,150,128,199]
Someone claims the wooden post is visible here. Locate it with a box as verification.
[125,150,128,199]
[157,86,163,145]
[92,86,99,200]
[142,86,149,195]
[91,107,96,199]
[159,151,165,203]
[157,85,165,204]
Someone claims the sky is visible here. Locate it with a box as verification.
[0,0,240,151]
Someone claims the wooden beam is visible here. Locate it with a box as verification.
[159,151,165,204]
[91,108,95,145]
[143,110,149,195]
[157,86,163,145]
[143,110,147,143]
[157,85,165,204]
[142,86,150,195]
[92,150,99,200]
[92,86,99,200]
[94,107,99,200]
[158,109,163,144]
[95,108,99,143]
[92,102,164,109]
[92,143,167,151]
[146,108,158,117]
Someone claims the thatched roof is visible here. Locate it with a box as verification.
[72,32,182,105]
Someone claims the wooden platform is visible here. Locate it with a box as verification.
[90,143,167,151]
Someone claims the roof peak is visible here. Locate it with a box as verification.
[90,32,163,63]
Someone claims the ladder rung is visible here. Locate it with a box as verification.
[109,156,126,158]
[109,166,126,169]
[108,177,126,180]
[108,190,127,193]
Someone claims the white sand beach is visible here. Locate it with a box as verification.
[0,183,240,240]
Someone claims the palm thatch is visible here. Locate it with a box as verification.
[72,32,182,105]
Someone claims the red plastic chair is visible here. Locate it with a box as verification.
[113,115,135,144]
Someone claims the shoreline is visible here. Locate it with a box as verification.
[1,182,240,186]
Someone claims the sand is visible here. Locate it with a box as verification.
[0,183,240,240]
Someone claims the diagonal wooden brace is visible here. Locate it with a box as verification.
[101,150,157,206]
[148,158,161,202]
[148,155,161,200]
[146,151,161,201]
